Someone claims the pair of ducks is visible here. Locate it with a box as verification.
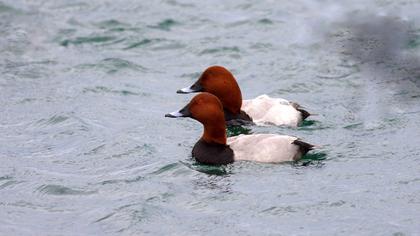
[165,66,314,165]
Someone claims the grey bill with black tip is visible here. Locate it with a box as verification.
[165,104,191,118]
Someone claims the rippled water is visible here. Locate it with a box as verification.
[1,0,420,235]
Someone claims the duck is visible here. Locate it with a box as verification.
[176,65,310,127]
[165,92,314,165]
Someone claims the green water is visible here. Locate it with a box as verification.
[1,0,420,235]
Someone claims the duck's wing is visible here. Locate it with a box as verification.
[227,134,312,163]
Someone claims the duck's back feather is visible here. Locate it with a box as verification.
[241,94,307,126]
[227,134,307,163]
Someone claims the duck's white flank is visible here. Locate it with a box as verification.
[241,94,302,126]
[227,134,302,163]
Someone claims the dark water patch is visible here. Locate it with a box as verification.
[403,109,420,115]
[95,20,139,33]
[302,152,327,161]
[293,152,327,167]
[398,178,420,185]
[60,36,117,47]
[0,180,22,190]
[257,18,273,25]
[57,130,74,136]
[83,86,147,96]
[329,200,346,207]
[124,39,162,50]
[53,29,77,45]
[165,0,195,8]
[339,13,420,88]
[341,14,413,61]
[100,175,145,185]
[51,2,90,11]
[182,161,231,176]
[343,122,363,130]
[92,202,147,226]
[95,19,128,29]
[0,2,20,14]
[227,125,252,137]
[36,115,69,126]
[76,58,147,74]
[300,119,316,127]
[199,46,240,55]
[99,58,146,72]
[152,162,181,175]
[150,162,191,177]
[298,120,330,131]
[146,192,174,203]
[148,19,179,31]
[37,184,96,196]
[226,19,250,28]
[250,42,273,50]
[150,41,185,51]
[94,212,116,223]
[316,71,356,79]
[407,35,420,49]
[2,60,57,79]
[84,144,106,156]
[0,176,21,190]
[260,205,297,215]
[108,27,128,32]
[11,60,59,66]
[100,38,126,46]
[0,175,13,181]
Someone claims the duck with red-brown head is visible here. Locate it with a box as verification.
[177,66,311,127]
[166,93,314,165]
[166,92,233,164]
[177,66,252,125]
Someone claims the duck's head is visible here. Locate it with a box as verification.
[165,92,227,145]
[177,66,243,115]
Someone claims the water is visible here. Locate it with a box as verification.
[1,0,420,235]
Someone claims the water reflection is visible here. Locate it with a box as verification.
[181,161,232,176]
[192,172,233,194]
[226,125,252,137]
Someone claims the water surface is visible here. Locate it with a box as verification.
[1,0,420,235]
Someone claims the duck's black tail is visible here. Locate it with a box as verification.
[292,139,315,156]
[291,102,310,120]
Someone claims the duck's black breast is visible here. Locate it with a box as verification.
[224,109,254,126]
[192,139,234,165]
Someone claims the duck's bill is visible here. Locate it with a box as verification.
[165,104,191,118]
[176,81,203,94]
[165,111,184,118]
[176,86,198,94]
